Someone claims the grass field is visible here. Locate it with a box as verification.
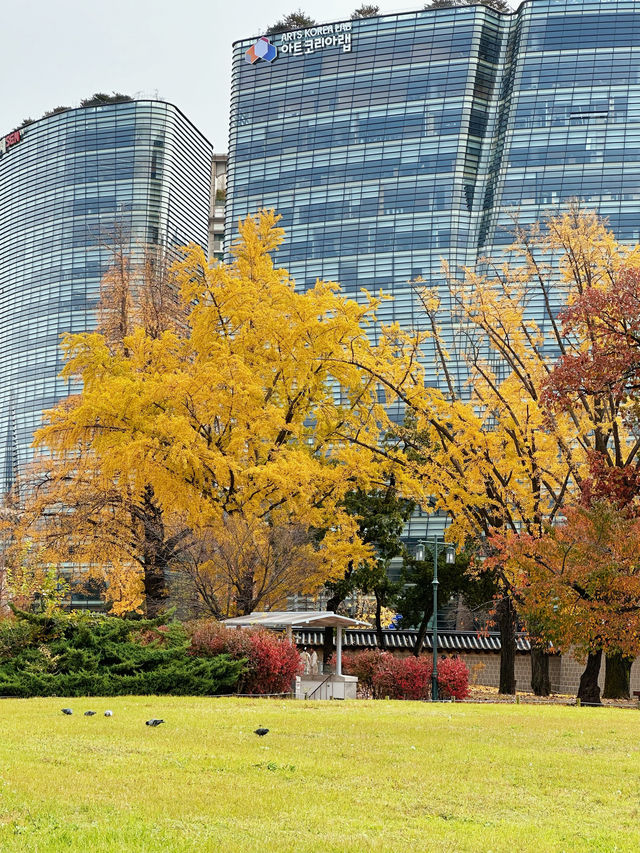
[0,697,637,852]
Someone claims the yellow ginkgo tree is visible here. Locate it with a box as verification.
[3,232,196,617]
[35,210,424,617]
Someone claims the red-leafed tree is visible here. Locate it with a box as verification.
[545,266,640,405]
[539,264,640,699]
[542,264,640,485]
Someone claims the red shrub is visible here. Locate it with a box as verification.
[340,650,469,700]
[338,649,385,697]
[437,656,469,700]
[244,631,301,694]
[188,621,300,694]
[340,650,430,699]
[373,655,432,700]
[189,620,253,660]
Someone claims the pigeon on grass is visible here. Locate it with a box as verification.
[84,711,96,716]
[146,719,164,727]
[254,728,269,737]
[61,709,73,715]
[104,710,113,717]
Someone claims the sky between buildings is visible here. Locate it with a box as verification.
[1,0,514,153]
[0,0,411,151]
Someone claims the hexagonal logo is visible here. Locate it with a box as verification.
[245,36,277,65]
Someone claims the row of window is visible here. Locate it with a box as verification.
[234,65,475,118]
[528,13,640,51]
[0,103,212,493]
[229,2,640,405]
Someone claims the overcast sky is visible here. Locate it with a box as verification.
[1,0,446,152]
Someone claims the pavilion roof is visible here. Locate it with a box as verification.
[223,611,369,630]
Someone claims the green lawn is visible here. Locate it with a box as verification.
[0,697,637,852]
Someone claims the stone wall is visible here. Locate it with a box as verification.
[457,652,535,692]
[556,653,640,696]
[434,652,640,695]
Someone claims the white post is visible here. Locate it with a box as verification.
[336,626,343,676]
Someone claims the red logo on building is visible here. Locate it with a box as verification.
[0,129,22,156]
[5,131,21,148]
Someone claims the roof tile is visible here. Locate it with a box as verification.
[292,629,533,653]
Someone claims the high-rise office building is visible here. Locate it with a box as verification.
[0,100,212,493]
[228,0,640,546]
[228,0,640,370]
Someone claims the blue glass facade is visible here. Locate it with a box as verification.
[486,1,640,249]
[228,0,640,383]
[229,6,508,392]
[0,101,212,493]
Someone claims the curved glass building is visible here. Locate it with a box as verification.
[228,0,640,375]
[229,7,493,324]
[490,0,640,248]
[228,0,640,548]
[0,100,212,493]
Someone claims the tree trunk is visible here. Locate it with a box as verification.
[577,650,602,705]
[143,566,168,618]
[497,595,517,694]
[530,646,551,697]
[603,652,632,700]
[413,609,430,657]
[139,485,170,618]
[234,570,255,617]
[374,593,385,650]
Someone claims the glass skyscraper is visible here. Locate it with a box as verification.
[228,0,640,547]
[0,100,212,493]
[228,0,640,374]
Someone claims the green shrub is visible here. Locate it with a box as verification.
[0,609,245,697]
[0,620,39,660]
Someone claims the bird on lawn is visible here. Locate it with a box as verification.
[104,710,113,717]
[61,708,73,715]
[146,719,164,727]
[254,728,269,737]
[84,711,96,716]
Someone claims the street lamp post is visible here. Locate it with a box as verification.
[432,539,440,701]
[416,537,455,702]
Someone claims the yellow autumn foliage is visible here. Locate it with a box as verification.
[33,211,426,609]
[392,205,640,569]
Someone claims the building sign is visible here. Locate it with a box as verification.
[279,22,353,56]
[0,130,21,157]
[245,36,277,64]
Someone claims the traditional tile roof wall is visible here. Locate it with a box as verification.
[292,629,532,653]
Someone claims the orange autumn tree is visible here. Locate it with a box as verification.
[531,261,640,700]
[492,500,640,703]
[35,211,424,617]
